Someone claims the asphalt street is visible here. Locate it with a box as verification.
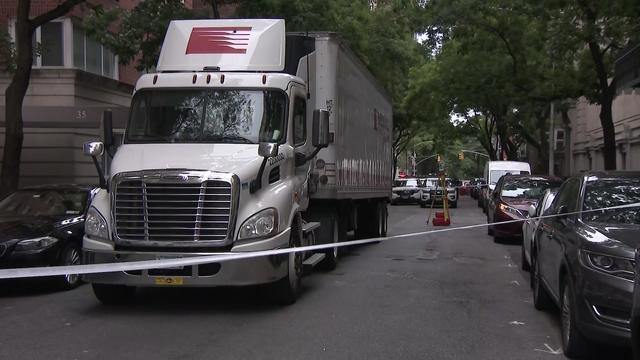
[0,197,632,360]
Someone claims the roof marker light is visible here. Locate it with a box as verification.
[220,74,225,84]
[206,74,211,84]
[153,75,158,84]
[192,74,197,84]
[262,74,267,84]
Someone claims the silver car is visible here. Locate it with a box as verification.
[521,188,557,274]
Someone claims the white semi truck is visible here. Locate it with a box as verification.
[82,19,393,304]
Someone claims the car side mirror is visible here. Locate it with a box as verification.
[528,204,536,218]
[312,109,330,148]
[258,142,279,158]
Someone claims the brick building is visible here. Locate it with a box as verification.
[0,0,238,186]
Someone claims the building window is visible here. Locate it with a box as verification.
[29,20,64,67]
[73,24,117,79]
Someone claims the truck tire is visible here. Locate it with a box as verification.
[379,202,388,237]
[319,217,340,271]
[92,283,136,305]
[268,222,303,305]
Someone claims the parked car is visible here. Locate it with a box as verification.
[459,180,471,196]
[486,175,562,241]
[532,172,640,357]
[481,161,531,213]
[522,188,558,272]
[470,178,485,200]
[418,177,458,208]
[392,178,422,205]
[633,249,640,360]
[0,185,97,289]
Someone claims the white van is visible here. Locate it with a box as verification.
[480,161,531,212]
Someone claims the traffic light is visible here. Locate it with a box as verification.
[458,152,464,160]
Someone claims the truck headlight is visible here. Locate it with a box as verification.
[238,208,278,240]
[85,207,109,240]
[582,250,635,281]
[14,236,58,251]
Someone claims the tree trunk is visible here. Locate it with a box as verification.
[600,89,616,170]
[1,1,33,198]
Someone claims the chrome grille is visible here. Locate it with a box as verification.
[113,172,236,245]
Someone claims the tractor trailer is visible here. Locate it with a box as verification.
[82,19,393,304]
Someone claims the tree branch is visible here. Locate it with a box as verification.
[31,0,86,29]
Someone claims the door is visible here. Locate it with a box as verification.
[540,178,581,299]
[290,87,311,210]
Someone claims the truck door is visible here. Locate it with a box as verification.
[291,86,311,209]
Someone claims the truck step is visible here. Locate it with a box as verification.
[302,221,321,234]
[303,253,326,271]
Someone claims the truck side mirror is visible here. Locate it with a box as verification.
[258,142,279,158]
[83,141,107,189]
[83,141,104,157]
[312,109,330,148]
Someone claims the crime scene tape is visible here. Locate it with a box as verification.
[0,202,639,280]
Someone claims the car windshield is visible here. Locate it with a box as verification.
[0,189,88,217]
[395,179,419,187]
[490,170,530,185]
[126,89,287,144]
[582,178,640,224]
[501,178,561,199]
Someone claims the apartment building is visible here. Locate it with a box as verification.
[0,0,238,186]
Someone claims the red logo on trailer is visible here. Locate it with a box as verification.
[186,27,252,54]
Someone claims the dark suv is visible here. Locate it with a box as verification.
[532,172,640,357]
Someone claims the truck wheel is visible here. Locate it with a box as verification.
[379,202,388,237]
[92,283,136,305]
[319,217,340,271]
[268,226,303,305]
[55,243,82,290]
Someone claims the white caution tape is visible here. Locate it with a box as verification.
[0,202,638,279]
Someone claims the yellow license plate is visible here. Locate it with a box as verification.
[154,276,184,286]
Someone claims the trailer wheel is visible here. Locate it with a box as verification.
[268,221,303,305]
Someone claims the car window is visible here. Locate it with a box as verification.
[0,190,88,217]
[551,178,580,213]
[582,177,640,224]
[500,178,562,199]
[292,96,306,146]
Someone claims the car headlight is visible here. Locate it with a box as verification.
[85,207,109,240]
[14,236,58,251]
[238,208,278,240]
[499,203,524,218]
[582,250,635,281]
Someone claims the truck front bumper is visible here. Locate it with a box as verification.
[82,228,291,287]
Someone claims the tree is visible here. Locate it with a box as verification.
[2,0,85,197]
[543,0,640,170]
[85,0,197,71]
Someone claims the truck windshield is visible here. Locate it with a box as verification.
[125,89,287,144]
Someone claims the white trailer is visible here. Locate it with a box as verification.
[82,19,393,305]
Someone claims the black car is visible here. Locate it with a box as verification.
[532,172,640,357]
[0,185,97,289]
[633,249,640,360]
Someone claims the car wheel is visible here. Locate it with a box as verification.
[532,254,553,311]
[92,283,136,305]
[561,278,589,358]
[268,224,303,305]
[56,244,82,290]
[521,244,530,271]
